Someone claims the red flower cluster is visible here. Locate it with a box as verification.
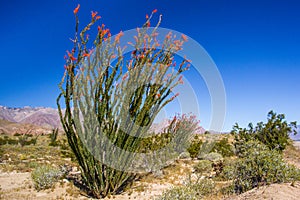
[73,4,80,15]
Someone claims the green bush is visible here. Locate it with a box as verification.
[31,165,66,191]
[138,132,171,153]
[187,135,203,159]
[231,111,297,154]
[210,137,234,157]
[157,178,214,200]
[229,140,300,194]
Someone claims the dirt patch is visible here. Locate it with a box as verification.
[226,181,300,200]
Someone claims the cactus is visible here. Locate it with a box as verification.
[57,5,190,198]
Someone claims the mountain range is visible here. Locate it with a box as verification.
[0,105,298,140]
[0,105,61,129]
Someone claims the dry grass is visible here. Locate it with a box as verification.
[0,134,77,173]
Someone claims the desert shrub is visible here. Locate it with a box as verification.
[18,134,39,147]
[7,138,18,145]
[229,140,300,194]
[231,111,297,154]
[57,5,190,198]
[139,114,199,154]
[157,178,214,200]
[131,113,200,173]
[31,165,66,191]
[187,135,203,159]
[18,134,29,147]
[13,133,22,136]
[165,114,201,154]
[29,135,39,145]
[0,137,7,145]
[139,132,171,153]
[210,137,234,157]
[194,160,212,174]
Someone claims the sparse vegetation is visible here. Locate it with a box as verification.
[157,177,215,200]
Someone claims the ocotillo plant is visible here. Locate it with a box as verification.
[57,5,190,198]
[49,128,59,146]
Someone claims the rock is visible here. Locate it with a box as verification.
[152,170,164,179]
[198,152,223,162]
[178,152,190,159]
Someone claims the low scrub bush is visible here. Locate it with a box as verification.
[31,165,66,191]
[228,140,300,194]
[157,178,214,200]
[193,160,212,174]
[18,134,39,147]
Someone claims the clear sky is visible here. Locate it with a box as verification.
[0,0,299,131]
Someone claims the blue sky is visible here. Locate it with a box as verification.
[0,0,299,131]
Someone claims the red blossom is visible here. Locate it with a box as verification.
[115,31,124,43]
[122,73,128,81]
[92,11,98,19]
[181,34,188,42]
[152,9,158,13]
[66,50,77,61]
[178,76,184,84]
[83,49,93,58]
[73,4,80,15]
[146,14,149,19]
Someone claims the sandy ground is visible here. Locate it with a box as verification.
[226,182,300,200]
[0,171,169,200]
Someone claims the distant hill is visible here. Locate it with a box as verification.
[0,119,54,135]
